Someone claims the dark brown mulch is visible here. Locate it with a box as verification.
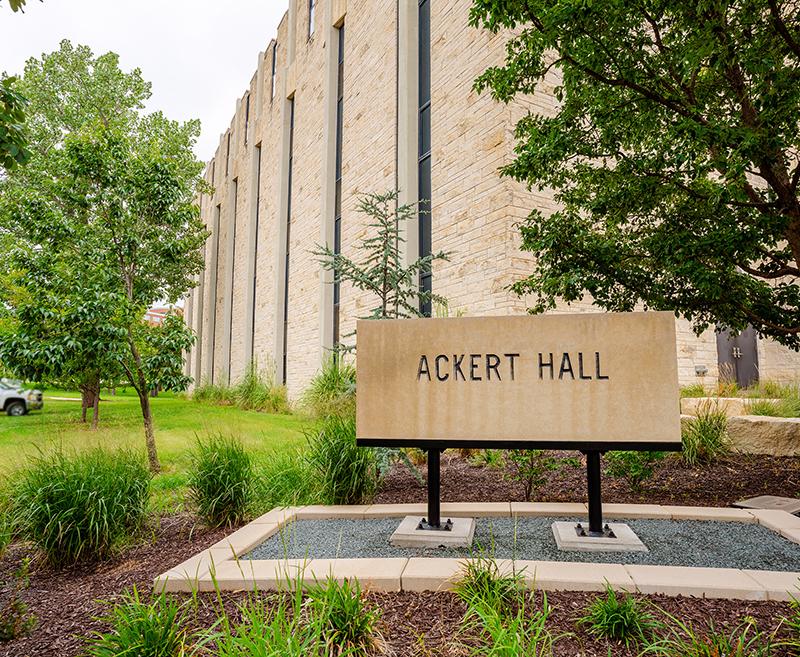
[0,513,795,657]
[374,451,800,507]
[0,515,229,657]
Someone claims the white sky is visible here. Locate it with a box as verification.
[0,0,288,161]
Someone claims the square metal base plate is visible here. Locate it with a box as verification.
[552,521,649,553]
[390,516,476,548]
[733,495,800,515]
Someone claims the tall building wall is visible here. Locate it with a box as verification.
[186,0,800,398]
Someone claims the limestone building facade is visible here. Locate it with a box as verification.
[184,0,800,399]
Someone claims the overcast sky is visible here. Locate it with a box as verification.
[0,0,288,161]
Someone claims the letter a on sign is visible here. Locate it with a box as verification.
[355,312,681,450]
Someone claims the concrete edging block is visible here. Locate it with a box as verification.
[742,569,800,602]
[511,502,587,517]
[662,506,756,523]
[625,564,768,600]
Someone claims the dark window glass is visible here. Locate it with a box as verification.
[282,99,295,385]
[226,132,231,176]
[332,24,345,346]
[271,43,278,101]
[228,179,238,380]
[308,0,316,37]
[418,0,432,317]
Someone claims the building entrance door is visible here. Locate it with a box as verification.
[716,326,759,388]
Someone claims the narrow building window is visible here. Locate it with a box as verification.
[282,99,296,385]
[308,0,316,37]
[228,179,238,382]
[244,94,250,146]
[226,131,232,176]
[211,203,222,383]
[418,0,432,316]
[271,43,278,102]
[333,24,345,348]
[211,160,215,185]
[251,144,262,363]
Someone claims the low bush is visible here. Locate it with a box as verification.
[214,592,316,657]
[252,449,323,512]
[306,415,380,505]
[469,449,505,468]
[578,585,661,648]
[84,588,191,657]
[746,399,783,416]
[232,363,290,414]
[605,451,666,488]
[192,378,233,405]
[682,405,730,466]
[642,615,780,656]
[307,577,383,656]
[189,435,253,527]
[505,450,558,501]
[679,383,707,398]
[301,356,356,419]
[13,449,150,567]
[454,553,524,615]
[463,593,555,656]
[0,560,36,642]
[193,364,290,415]
[0,505,13,559]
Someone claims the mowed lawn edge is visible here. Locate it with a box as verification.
[0,393,309,511]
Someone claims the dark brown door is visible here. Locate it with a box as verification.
[716,326,759,388]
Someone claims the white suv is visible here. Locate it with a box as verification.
[0,379,43,416]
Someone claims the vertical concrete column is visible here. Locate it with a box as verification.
[184,289,194,379]
[254,51,265,120]
[205,204,221,383]
[220,179,238,385]
[397,0,420,266]
[318,0,342,355]
[243,146,260,366]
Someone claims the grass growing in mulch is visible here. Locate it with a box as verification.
[375,451,800,507]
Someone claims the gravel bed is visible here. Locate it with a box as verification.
[245,517,800,571]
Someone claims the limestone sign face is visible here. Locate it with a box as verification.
[356,312,681,449]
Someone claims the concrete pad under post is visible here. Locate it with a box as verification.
[390,516,476,548]
[552,521,648,553]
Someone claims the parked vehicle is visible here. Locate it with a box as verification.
[0,379,44,416]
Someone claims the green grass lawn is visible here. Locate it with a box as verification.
[0,390,309,513]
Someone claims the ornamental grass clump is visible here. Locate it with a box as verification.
[84,588,192,657]
[578,585,662,649]
[189,435,253,527]
[13,449,150,567]
[301,356,356,419]
[681,405,730,466]
[454,553,524,616]
[305,415,380,505]
[232,363,290,414]
[642,615,781,656]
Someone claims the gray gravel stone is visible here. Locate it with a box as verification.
[245,517,800,572]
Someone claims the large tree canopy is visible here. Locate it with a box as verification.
[0,41,208,471]
[470,0,800,347]
[0,77,30,171]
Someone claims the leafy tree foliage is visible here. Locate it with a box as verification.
[0,41,208,471]
[0,77,30,171]
[470,0,800,347]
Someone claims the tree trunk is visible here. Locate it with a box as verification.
[91,387,100,430]
[128,336,161,473]
[80,388,89,423]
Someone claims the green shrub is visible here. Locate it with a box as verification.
[232,363,290,414]
[189,435,253,527]
[13,449,150,567]
[578,585,661,648]
[605,451,666,488]
[307,577,382,656]
[681,405,730,466]
[746,399,782,416]
[301,356,356,419]
[0,506,13,559]
[680,383,707,398]
[505,450,557,501]
[84,588,190,657]
[462,593,555,656]
[469,449,505,468]
[306,415,380,505]
[642,615,779,656]
[454,553,524,615]
[0,559,36,642]
[252,449,323,512]
[214,593,318,657]
[192,378,233,405]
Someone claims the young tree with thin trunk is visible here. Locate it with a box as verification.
[0,41,207,472]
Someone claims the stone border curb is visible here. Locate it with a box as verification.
[154,503,800,601]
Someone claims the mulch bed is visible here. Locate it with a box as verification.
[374,451,800,506]
[2,451,799,656]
